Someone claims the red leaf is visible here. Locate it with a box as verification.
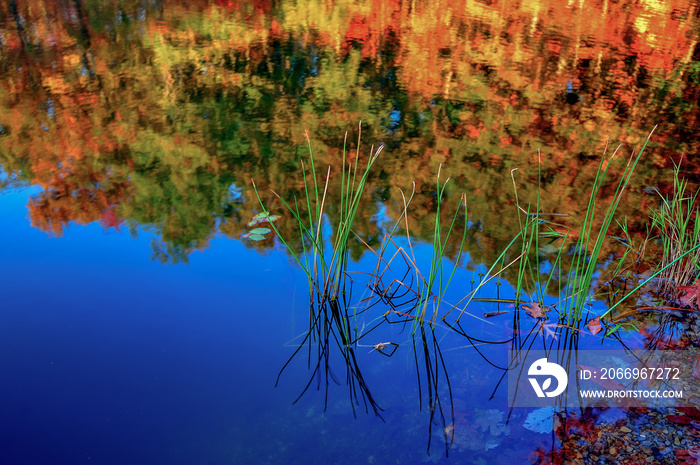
[675,279,700,307]
[588,317,602,335]
[667,415,693,425]
[689,445,700,460]
[677,407,700,420]
[666,407,700,425]
[523,301,548,319]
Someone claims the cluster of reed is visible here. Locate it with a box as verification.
[252,125,698,334]
[250,126,700,454]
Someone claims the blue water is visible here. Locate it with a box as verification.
[1,188,619,464]
[1,189,314,464]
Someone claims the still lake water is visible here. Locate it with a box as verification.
[0,185,555,464]
[2,0,700,463]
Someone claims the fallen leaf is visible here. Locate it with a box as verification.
[523,407,555,434]
[676,447,700,465]
[694,357,700,380]
[667,415,694,425]
[473,409,509,436]
[675,279,700,307]
[677,407,700,420]
[247,212,280,227]
[588,317,602,335]
[666,407,700,425]
[689,445,700,460]
[523,301,548,319]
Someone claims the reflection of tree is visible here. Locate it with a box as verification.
[0,0,699,264]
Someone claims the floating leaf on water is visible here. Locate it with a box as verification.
[523,301,548,319]
[248,212,280,226]
[242,226,271,240]
[588,317,603,335]
[249,227,271,235]
[523,407,555,434]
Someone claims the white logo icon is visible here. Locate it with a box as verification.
[528,358,568,398]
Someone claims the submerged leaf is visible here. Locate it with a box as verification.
[248,234,267,241]
[676,279,700,307]
[540,322,560,340]
[523,407,555,434]
[473,409,508,436]
[689,445,700,460]
[539,243,561,255]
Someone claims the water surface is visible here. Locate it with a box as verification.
[2,0,700,463]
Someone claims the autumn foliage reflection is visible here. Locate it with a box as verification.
[1,0,699,264]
